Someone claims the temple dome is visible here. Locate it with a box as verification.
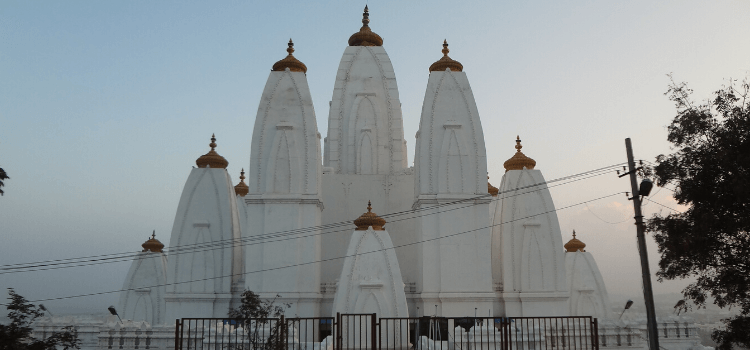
[488,176,499,196]
[354,201,386,230]
[196,134,229,169]
[348,6,383,47]
[272,39,307,73]
[503,136,536,172]
[429,40,463,72]
[564,230,586,252]
[234,168,249,197]
[142,231,165,253]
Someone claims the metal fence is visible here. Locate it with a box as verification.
[174,315,598,350]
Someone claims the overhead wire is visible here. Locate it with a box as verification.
[583,202,630,225]
[0,191,625,306]
[1,170,615,275]
[642,197,682,213]
[0,163,625,274]
[0,163,626,274]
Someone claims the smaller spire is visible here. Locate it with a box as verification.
[196,134,229,169]
[235,168,249,197]
[348,5,383,46]
[429,40,463,72]
[272,39,308,73]
[353,200,387,230]
[503,135,536,172]
[487,175,499,196]
[564,230,586,252]
[142,230,165,253]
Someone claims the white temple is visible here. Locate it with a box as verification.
[114,6,648,321]
[33,6,706,350]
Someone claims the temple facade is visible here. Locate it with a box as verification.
[118,7,618,322]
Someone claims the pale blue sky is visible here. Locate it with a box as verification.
[1,0,749,315]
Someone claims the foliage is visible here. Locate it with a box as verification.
[227,290,290,350]
[0,288,80,350]
[646,75,750,350]
[228,290,289,320]
[0,167,8,196]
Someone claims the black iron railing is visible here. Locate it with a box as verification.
[174,315,598,350]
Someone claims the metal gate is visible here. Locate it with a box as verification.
[174,314,598,350]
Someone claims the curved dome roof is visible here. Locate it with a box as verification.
[354,201,386,231]
[272,39,307,73]
[348,6,383,47]
[196,134,229,169]
[429,40,463,72]
[503,136,536,172]
[564,230,586,252]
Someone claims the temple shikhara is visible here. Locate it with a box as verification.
[35,7,705,350]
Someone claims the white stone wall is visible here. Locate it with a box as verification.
[118,251,168,325]
[492,168,568,317]
[332,227,408,317]
[319,173,416,316]
[413,68,494,316]
[325,46,407,175]
[565,251,612,320]
[245,68,323,317]
[165,168,243,320]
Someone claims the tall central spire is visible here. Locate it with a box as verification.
[325,6,406,174]
[348,5,383,46]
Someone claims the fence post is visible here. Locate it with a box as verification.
[174,319,180,350]
[336,313,342,350]
[280,315,286,350]
[502,318,509,350]
[593,318,599,350]
[371,313,377,350]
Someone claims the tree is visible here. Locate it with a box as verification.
[228,290,289,320]
[227,290,290,350]
[0,167,8,196]
[0,288,80,350]
[646,75,750,350]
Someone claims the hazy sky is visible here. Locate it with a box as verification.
[1,0,749,316]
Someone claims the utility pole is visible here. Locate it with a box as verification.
[624,138,660,350]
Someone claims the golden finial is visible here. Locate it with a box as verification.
[503,135,536,172]
[142,230,165,253]
[487,175,499,196]
[348,5,383,46]
[363,5,370,27]
[272,38,307,73]
[353,200,386,230]
[564,230,586,252]
[235,168,249,197]
[429,39,463,72]
[196,134,229,169]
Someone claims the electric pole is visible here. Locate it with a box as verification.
[624,138,660,350]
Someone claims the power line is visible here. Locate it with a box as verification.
[0,163,626,274]
[583,202,630,225]
[642,197,682,213]
[0,164,624,274]
[0,191,624,306]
